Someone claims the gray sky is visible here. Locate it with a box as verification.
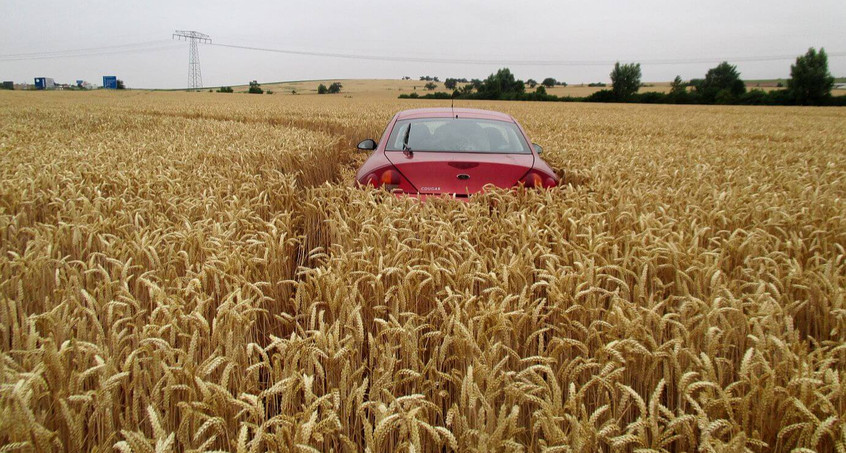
[2,0,845,89]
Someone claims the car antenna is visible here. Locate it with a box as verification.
[402,123,413,157]
[451,93,457,118]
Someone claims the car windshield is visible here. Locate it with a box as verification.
[385,118,531,154]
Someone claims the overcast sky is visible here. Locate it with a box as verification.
[2,0,845,89]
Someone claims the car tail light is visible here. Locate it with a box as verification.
[381,169,400,186]
[525,172,543,188]
[518,170,557,189]
[364,167,407,192]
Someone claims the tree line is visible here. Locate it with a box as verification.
[399,48,843,106]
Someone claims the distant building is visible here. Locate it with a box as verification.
[2,81,13,90]
[834,83,846,90]
[103,76,118,89]
[34,77,56,90]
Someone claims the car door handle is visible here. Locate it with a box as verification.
[457,174,470,180]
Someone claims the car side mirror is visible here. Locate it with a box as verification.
[533,143,543,155]
[357,139,377,151]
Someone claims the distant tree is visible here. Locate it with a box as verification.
[588,82,607,87]
[328,82,342,93]
[542,77,557,88]
[266,90,274,95]
[434,77,440,82]
[670,75,686,94]
[459,84,474,95]
[444,78,458,90]
[317,83,328,94]
[248,80,263,94]
[558,81,568,87]
[424,82,438,91]
[536,85,547,95]
[116,79,126,90]
[477,68,524,99]
[470,79,483,90]
[698,62,745,103]
[714,89,736,105]
[217,86,233,93]
[527,79,537,88]
[610,62,641,101]
[788,47,835,105]
[585,89,616,102]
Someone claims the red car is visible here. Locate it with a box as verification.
[355,108,558,198]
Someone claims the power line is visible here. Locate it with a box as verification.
[0,40,173,58]
[0,43,183,62]
[2,37,843,69]
[210,42,846,66]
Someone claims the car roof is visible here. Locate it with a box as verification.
[396,108,516,122]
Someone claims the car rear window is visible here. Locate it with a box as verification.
[385,118,531,154]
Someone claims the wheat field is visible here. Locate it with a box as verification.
[1,90,844,452]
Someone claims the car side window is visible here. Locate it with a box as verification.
[390,123,409,149]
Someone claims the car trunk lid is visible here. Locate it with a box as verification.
[385,151,534,195]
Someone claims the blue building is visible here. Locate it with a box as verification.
[34,77,56,90]
[103,76,118,89]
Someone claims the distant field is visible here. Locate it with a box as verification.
[1,90,845,452]
[221,78,676,98]
[208,77,846,98]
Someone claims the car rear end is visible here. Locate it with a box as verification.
[355,108,558,198]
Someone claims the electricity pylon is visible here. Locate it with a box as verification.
[173,30,211,90]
